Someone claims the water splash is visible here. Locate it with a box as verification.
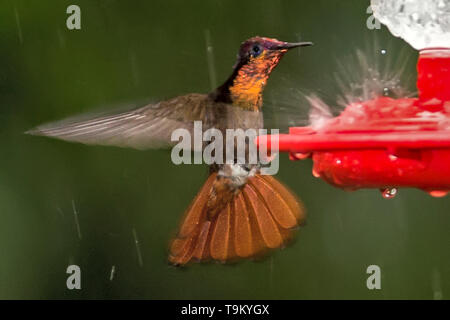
[334,47,414,108]
[307,94,333,130]
[380,187,398,199]
[305,41,415,127]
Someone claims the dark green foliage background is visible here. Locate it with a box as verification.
[0,0,448,299]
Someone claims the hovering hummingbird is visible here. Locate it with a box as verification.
[28,36,312,266]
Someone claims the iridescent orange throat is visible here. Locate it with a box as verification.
[228,50,285,111]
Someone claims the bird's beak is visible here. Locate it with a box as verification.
[276,41,313,50]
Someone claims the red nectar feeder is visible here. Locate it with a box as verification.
[257,49,450,197]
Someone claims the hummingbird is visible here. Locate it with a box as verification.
[28,36,312,266]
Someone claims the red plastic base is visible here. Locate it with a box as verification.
[257,50,450,196]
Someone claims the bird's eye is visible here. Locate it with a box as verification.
[251,44,262,57]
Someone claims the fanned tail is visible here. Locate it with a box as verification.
[169,173,305,266]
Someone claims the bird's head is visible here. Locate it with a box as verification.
[235,37,312,73]
[214,36,312,110]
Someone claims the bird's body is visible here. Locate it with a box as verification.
[29,36,312,265]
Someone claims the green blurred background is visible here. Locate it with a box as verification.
[0,0,448,299]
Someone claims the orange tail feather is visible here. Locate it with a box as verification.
[168,173,305,266]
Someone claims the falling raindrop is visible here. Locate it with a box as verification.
[56,28,66,49]
[109,265,116,281]
[380,187,398,199]
[129,50,139,86]
[56,206,65,218]
[431,268,443,300]
[269,256,274,289]
[72,200,82,240]
[132,228,144,267]
[14,7,23,44]
[204,29,217,91]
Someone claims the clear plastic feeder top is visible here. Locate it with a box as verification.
[371,0,450,50]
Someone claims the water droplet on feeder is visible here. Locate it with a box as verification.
[293,152,311,160]
[380,187,398,199]
[388,153,397,160]
[381,49,387,55]
[428,190,448,198]
[312,167,321,178]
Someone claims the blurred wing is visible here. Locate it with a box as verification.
[263,89,311,132]
[27,93,211,150]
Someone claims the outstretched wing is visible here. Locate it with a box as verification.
[27,93,212,150]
